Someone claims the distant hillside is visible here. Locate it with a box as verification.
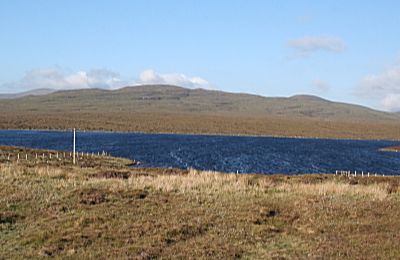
[1,85,397,121]
[0,88,56,99]
[0,85,399,139]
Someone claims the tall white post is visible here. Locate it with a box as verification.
[73,128,76,165]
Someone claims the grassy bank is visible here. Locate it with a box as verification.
[1,148,400,259]
[2,111,400,140]
[381,146,400,152]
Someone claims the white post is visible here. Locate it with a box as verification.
[73,128,76,165]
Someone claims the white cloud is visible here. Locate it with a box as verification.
[356,66,400,111]
[381,94,400,112]
[136,69,213,89]
[1,68,125,92]
[311,80,331,92]
[288,35,346,56]
[0,68,214,93]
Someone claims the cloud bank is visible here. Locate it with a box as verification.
[356,66,400,112]
[1,68,125,91]
[0,68,213,93]
[288,35,346,56]
[137,69,212,89]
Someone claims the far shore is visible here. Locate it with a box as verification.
[380,146,400,152]
[1,127,400,142]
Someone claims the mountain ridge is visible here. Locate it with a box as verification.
[0,85,399,139]
[0,88,56,99]
[11,85,396,121]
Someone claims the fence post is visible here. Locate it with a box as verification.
[73,128,76,165]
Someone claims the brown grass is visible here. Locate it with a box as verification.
[1,148,400,259]
[381,146,400,152]
[1,111,400,140]
[1,85,400,140]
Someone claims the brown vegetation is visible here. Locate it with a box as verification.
[1,85,400,140]
[381,146,400,152]
[1,147,400,259]
[1,111,400,140]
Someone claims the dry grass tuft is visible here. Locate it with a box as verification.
[278,181,390,200]
[127,168,269,195]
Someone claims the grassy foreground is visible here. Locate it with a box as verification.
[1,148,400,259]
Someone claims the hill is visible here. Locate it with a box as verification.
[0,85,399,139]
[0,88,56,99]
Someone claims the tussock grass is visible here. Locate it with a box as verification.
[278,181,390,200]
[1,154,400,259]
[127,169,270,195]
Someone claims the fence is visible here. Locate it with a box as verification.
[1,150,110,165]
[335,170,387,177]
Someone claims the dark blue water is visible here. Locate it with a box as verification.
[0,130,399,175]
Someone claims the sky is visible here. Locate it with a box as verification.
[1,0,400,111]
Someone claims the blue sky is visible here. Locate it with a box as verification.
[1,1,400,111]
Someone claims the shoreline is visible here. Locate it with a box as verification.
[1,127,400,142]
[380,146,400,152]
[1,145,399,177]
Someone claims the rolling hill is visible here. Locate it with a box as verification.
[0,85,399,139]
[0,88,56,99]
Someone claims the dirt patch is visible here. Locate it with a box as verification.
[164,224,210,245]
[0,211,20,225]
[387,182,399,194]
[134,168,189,176]
[79,189,108,205]
[120,189,149,200]
[349,179,359,185]
[91,171,131,179]
[40,233,96,257]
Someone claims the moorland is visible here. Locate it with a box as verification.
[1,146,400,259]
[1,85,400,140]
